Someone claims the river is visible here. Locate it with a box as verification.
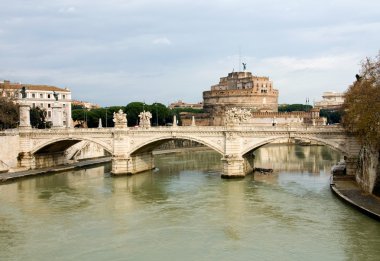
[1,144,379,260]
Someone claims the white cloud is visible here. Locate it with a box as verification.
[261,54,360,72]
[152,37,172,45]
[290,22,380,44]
[58,6,77,14]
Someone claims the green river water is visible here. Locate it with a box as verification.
[1,144,379,260]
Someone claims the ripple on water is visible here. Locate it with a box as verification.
[47,191,91,211]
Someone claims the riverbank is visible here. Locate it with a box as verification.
[330,175,380,221]
[0,157,111,183]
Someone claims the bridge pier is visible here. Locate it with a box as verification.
[221,155,253,179]
[111,152,155,175]
[17,152,36,170]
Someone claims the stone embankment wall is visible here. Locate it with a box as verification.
[356,146,380,196]
[0,132,19,172]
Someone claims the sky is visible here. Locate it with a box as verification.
[1,0,379,107]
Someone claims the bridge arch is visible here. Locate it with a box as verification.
[129,135,224,156]
[31,136,113,155]
[241,135,349,156]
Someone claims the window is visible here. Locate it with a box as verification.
[48,111,51,117]
[40,103,43,108]
[40,93,43,98]
[63,104,66,108]
[32,103,36,108]
[48,104,51,108]
[32,93,36,98]
[48,94,51,98]
[63,95,66,99]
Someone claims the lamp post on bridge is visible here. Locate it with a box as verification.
[105,107,108,128]
[155,102,158,126]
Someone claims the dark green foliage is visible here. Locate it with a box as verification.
[71,102,175,127]
[30,107,49,129]
[319,109,342,124]
[171,108,204,114]
[72,106,123,128]
[147,103,172,126]
[0,97,19,129]
[278,104,312,112]
[125,102,145,126]
[71,104,85,110]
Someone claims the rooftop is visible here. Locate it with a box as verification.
[0,80,70,93]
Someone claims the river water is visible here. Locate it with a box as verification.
[1,144,379,260]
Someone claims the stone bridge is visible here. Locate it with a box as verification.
[15,124,360,178]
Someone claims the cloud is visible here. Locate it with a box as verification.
[58,6,77,14]
[291,22,380,44]
[0,0,379,106]
[261,54,361,72]
[152,37,172,45]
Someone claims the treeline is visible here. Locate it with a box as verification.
[72,102,204,128]
[278,104,312,112]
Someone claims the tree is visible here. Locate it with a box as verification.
[125,102,145,126]
[319,109,342,124]
[30,107,49,129]
[71,104,85,110]
[278,104,312,112]
[342,52,380,149]
[149,102,172,126]
[0,97,19,129]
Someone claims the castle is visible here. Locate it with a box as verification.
[180,69,326,127]
[202,71,279,125]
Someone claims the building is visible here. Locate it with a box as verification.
[180,70,326,127]
[314,91,345,110]
[0,80,72,127]
[168,100,203,110]
[201,71,279,125]
[72,99,100,110]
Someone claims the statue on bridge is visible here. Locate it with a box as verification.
[225,107,252,126]
[20,86,27,99]
[138,110,152,128]
[53,91,59,101]
[113,109,128,128]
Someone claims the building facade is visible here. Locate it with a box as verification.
[72,99,100,110]
[168,100,203,110]
[314,91,345,110]
[202,71,279,125]
[0,80,72,127]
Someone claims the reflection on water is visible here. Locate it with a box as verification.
[253,144,343,174]
[0,145,379,261]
